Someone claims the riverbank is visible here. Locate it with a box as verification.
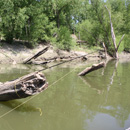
[0,43,101,64]
[0,43,130,64]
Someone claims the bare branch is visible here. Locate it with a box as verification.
[117,34,125,51]
[105,5,119,59]
[105,5,117,50]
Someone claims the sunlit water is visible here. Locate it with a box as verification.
[0,60,130,130]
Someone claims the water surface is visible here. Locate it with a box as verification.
[0,60,130,130]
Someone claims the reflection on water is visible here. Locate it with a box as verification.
[1,100,38,112]
[0,60,130,130]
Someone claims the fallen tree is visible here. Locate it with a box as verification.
[78,62,105,76]
[23,46,49,64]
[0,72,48,101]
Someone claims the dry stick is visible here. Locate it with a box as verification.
[23,46,49,64]
[117,34,125,51]
[38,50,99,72]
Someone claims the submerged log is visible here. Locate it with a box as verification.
[78,62,105,76]
[0,72,48,101]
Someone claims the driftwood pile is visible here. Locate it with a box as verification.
[23,46,88,65]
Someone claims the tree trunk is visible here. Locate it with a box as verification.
[105,6,125,59]
[0,72,48,101]
[78,62,105,76]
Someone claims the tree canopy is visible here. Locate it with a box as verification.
[0,0,129,52]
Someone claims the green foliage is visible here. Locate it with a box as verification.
[75,0,128,55]
[124,34,130,52]
[76,20,101,46]
[0,0,129,53]
[54,26,73,50]
[116,35,125,52]
[29,14,54,42]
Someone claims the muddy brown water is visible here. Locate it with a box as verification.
[0,60,130,130]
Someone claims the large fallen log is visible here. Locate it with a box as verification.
[23,46,49,64]
[0,72,48,101]
[78,62,105,76]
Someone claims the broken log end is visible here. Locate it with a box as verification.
[78,62,105,76]
[0,72,48,101]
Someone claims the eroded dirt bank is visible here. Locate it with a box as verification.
[0,43,101,64]
[0,43,130,64]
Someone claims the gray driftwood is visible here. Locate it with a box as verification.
[105,6,125,59]
[0,72,48,101]
[23,46,49,64]
[78,62,105,76]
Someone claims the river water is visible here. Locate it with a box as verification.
[0,60,130,130]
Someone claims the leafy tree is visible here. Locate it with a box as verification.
[124,0,130,52]
[0,0,129,53]
[54,26,72,50]
[75,0,127,57]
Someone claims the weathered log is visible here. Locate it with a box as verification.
[23,46,49,64]
[30,60,51,65]
[30,55,88,65]
[0,72,48,101]
[44,57,57,61]
[78,62,105,76]
[38,51,98,72]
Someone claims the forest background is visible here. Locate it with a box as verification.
[0,0,130,56]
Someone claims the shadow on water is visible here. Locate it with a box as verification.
[0,100,38,112]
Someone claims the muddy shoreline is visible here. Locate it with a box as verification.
[0,43,100,64]
[0,43,130,64]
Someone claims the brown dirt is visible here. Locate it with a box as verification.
[0,42,129,64]
[0,43,101,64]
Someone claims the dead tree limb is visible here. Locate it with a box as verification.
[105,6,117,58]
[0,72,48,101]
[105,6,125,59]
[78,62,105,76]
[117,34,125,51]
[23,46,49,64]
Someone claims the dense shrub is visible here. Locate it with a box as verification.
[55,26,73,51]
[124,34,130,52]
